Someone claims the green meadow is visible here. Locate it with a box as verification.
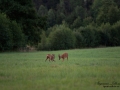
[0,47,120,90]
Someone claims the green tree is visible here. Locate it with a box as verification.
[83,17,93,26]
[73,31,83,48]
[0,13,12,51]
[72,16,82,29]
[58,0,66,13]
[91,0,103,19]
[56,0,66,24]
[75,6,85,19]
[107,5,120,25]
[0,0,42,44]
[0,13,25,51]
[65,11,76,26]
[111,21,120,46]
[47,9,56,27]
[70,0,84,11]
[38,31,47,50]
[56,12,65,24]
[96,0,118,25]
[98,23,111,46]
[78,25,99,47]
[38,5,48,17]
[49,23,75,50]
[9,21,25,49]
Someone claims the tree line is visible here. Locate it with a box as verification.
[0,0,120,51]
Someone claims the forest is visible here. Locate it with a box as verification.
[0,0,120,51]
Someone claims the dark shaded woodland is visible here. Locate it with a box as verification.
[0,0,120,51]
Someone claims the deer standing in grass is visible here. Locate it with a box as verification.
[58,53,68,61]
[45,54,55,62]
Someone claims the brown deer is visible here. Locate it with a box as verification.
[45,54,55,62]
[58,53,68,61]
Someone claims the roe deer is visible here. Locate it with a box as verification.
[58,53,68,61]
[45,54,55,62]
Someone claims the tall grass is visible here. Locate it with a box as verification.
[0,47,120,90]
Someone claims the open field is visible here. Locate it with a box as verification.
[0,47,120,90]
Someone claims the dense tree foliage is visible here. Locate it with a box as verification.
[0,13,25,51]
[48,23,75,50]
[0,13,13,51]
[0,0,120,51]
[0,0,43,45]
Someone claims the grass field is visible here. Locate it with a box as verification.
[0,47,120,90]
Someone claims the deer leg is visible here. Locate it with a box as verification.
[45,58,48,62]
